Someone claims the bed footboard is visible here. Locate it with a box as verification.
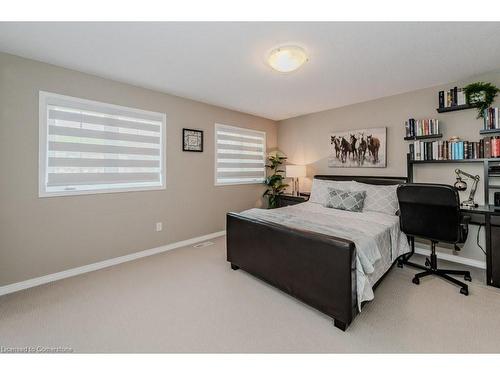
[226,212,358,331]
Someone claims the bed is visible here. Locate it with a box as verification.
[226,175,409,331]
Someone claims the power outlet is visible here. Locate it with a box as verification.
[155,222,163,232]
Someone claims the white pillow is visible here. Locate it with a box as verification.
[309,179,356,205]
[353,181,400,216]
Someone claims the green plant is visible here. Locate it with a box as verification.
[463,82,499,119]
[263,154,288,208]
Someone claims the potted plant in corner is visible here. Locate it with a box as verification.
[463,81,499,119]
[263,152,288,209]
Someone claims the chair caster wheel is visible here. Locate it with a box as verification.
[460,287,469,296]
[397,262,403,268]
[412,277,420,285]
[464,274,472,282]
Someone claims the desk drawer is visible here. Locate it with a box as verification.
[490,222,500,287]
[468,213,486,225]
[490,215,500,226]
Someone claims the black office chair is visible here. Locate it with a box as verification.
[397,183,472,295]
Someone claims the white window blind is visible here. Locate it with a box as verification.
[215,123,266,185]
[39,91,166,197]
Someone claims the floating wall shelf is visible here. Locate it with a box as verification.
[436,103,478,113]
[404,134,443,141]
[480,129,500,135]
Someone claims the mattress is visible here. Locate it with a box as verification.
[239,202,410,310]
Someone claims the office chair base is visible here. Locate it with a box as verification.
[399,246,471,295]
[408,264,471,295]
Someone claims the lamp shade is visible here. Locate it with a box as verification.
[285,165,306,178]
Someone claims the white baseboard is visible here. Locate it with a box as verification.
[414,246,486,269]
[0,230,227,297]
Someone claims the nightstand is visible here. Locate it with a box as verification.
[276,193,310,208]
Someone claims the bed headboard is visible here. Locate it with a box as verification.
[314,175,408,185]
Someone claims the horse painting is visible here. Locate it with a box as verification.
[328,127,386,168]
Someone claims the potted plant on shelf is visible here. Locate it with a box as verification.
[463,81,499,118]
[263,152,288,209]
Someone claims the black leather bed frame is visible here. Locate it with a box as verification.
[226,175,408,331]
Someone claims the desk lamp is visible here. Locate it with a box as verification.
[454,168,480,208]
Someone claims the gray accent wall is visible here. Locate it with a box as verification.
[0,52,277,286]
[278,71,500,262]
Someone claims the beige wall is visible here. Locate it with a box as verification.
[278,71,500,262]
[0,52,277,286]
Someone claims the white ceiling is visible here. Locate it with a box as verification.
[1,22,500,121]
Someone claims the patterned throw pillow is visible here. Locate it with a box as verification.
[325,188,367,212]
[353,182,400,215]
[309,179,356,205]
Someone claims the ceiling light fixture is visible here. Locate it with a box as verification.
[267,45,308,73]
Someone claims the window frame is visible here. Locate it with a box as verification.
[214,123,267,187]
[38,91,167,198]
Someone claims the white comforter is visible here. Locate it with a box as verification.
[239,202,410,310]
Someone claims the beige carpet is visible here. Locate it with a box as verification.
[1,235,500,353]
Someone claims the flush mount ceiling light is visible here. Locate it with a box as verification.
[267,45,308,73]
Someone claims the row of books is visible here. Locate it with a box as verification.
[484,107,499,130]
[409,137,500,161]
[410,140,478,161]
[404,118,440,138]
[438,87,467,109]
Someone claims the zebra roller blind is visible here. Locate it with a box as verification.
[215,123,266,185]
[39,91,166,197]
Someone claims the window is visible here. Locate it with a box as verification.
[215,123,266,186]
[39,91,166,197]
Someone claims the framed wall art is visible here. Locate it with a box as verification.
[328,127,386,168]
[183,128,203,152]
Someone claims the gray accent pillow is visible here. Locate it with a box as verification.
[325,188,367,212]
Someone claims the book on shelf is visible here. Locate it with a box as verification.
[408,138,500,161]
[483,107,499,130]
[404,118,440,138]
[492,137,500,157]
[438,86,466,109]
[438,91,445,109]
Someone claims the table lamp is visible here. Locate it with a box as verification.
[285,165,306,196]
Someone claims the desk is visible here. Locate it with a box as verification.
[406,155,500,286]
[460,205,500,287]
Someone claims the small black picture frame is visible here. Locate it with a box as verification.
[182,128,203,152]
